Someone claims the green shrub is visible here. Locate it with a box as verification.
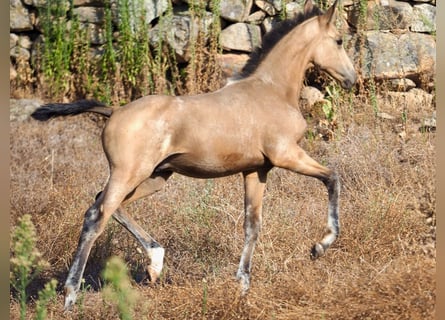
[102,256,140,320]
[10,214,50,320]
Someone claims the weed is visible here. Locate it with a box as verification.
[201,278,208,317]
[70,15,95,100]
[186,0,223,94]
[368,77,379,115]
[322,83,340,122]
[10,56,34,98]
[10,214,49,320]
[102,256,140,320]
[98,0,118,104]
[35,279,58,320]
[38,0,74,99]
[76,279,91,320]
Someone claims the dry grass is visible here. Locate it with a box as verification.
[10,91,435,319]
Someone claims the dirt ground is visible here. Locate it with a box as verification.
[10,91,435,319]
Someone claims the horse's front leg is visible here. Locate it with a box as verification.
[237,168,269,294]
[271,145,340,259]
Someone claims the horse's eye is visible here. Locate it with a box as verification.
[336,38,343,46]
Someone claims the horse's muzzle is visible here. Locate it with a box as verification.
[341,72,357,90]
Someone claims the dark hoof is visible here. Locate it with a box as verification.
[310,243,325,260]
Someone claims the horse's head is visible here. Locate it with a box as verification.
[306,0,357,90]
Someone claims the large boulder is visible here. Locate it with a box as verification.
[111,0,169,27]
[220,23,261,52]
[347,0,413,31]
[10,0,34,32]
[350,31,435,85]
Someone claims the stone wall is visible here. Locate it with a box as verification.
[10,0,436,90]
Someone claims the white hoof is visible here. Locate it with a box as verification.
[147,246,164,283]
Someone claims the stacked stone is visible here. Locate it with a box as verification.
[10,0,436,89]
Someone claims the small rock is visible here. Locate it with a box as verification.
[255,0,277,16]
[411,4,436,33]
[10,33,19,49]
[386,78,416,92]
[10,47,30,61]
[421,110,436,131]
[219,0,253,22]
[300,86,324,108]
[18,36,33,50]
[285,2,303,19]
[10,64,17,81]
[73,7,105,24]
[10,99,44,122]
[376,112,395,120]
[246,11,266,25]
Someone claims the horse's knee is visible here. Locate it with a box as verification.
[81,205,105,237]
[84,205,100,224]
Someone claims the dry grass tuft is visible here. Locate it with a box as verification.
[10,91,435,319]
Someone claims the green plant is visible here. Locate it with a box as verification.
[102,256,140,320]
[98,0,118,104]
[185,0,223,94]
[322,83,340,122]
[201,278,208,317]
[368,77,379,115]
[10,214,49,320]
[358,0,368,30]
[69,13,97,100]
[76,279,91,320]
[35,279,58,320]
[38,0,75,99]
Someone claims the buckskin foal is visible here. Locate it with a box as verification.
[31,0,357,310]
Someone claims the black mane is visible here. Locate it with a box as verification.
[239,5,324,78]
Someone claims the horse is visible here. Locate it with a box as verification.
[31,0,356,310]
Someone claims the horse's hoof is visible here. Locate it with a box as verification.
[147,247,165,283]
[63,286,77,311]
[236,271,250,296]
[310,243,325,260]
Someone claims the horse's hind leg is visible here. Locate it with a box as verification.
[64,172,142,310]
[111,171,172,283]
[237,168,269,294]
[112,208,165,282]
[271,145,340,260]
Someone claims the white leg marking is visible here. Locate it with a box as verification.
[147,246,165,282]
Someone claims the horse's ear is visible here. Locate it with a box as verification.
[304,0,314,14]
[322,0,339,27]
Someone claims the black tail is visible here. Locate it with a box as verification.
[31,99,111,121]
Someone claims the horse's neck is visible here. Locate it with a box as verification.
[253,25,315,104]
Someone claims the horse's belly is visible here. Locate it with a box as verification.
[155,152,266,178]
